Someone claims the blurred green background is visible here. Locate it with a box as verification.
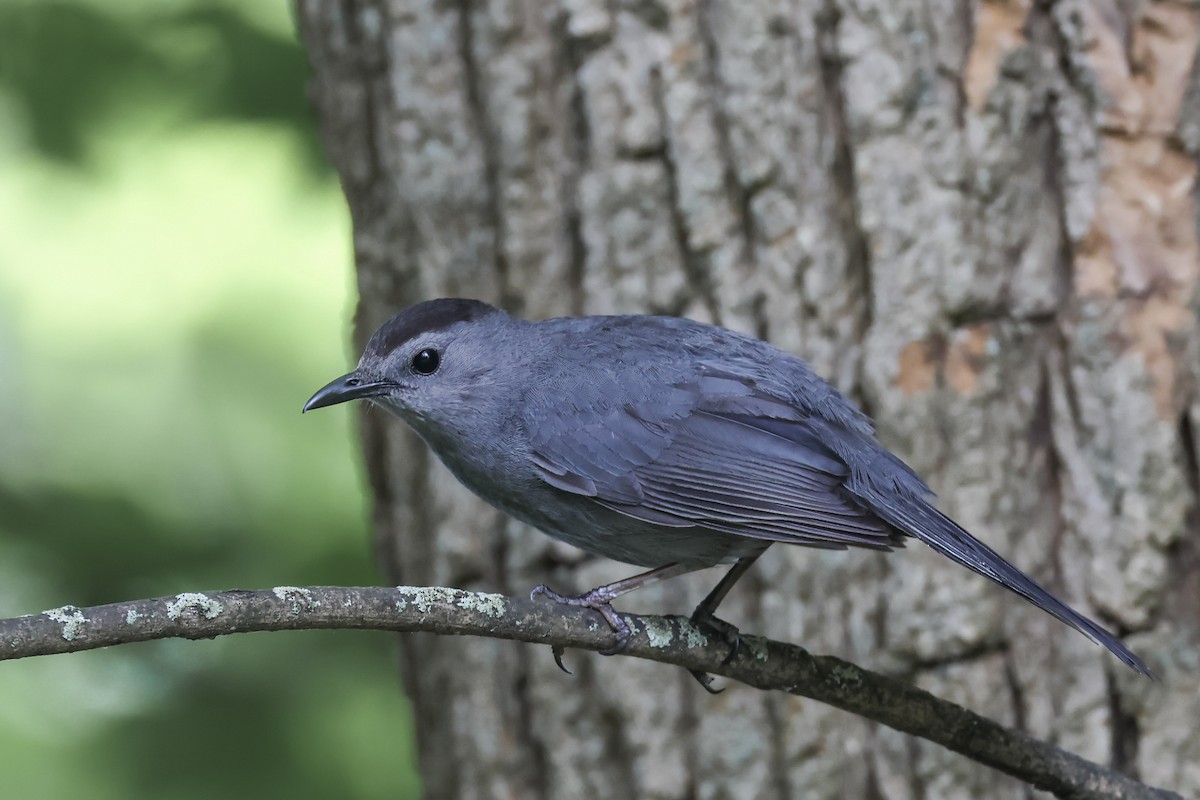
[0,1,420,796]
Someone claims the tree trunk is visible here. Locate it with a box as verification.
[295,1,1200,797]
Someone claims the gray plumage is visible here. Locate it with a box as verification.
[304,298,1150,677]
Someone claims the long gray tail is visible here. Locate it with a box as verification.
[865,493,1151,677]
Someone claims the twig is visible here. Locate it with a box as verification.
[0,585,1179,800]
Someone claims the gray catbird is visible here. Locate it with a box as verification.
[305,298,1150,678]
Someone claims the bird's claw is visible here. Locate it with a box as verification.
[688,669,725,694]
[551,644,573,675]
[530,583,631,658]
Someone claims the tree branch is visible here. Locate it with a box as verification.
[0,585,1177,800]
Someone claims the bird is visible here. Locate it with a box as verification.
[304,297,1151,682]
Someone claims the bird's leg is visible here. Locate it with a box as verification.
[687,553,763,692]
[531,562,698,657]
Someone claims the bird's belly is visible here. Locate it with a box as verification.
[429,436,760,568]
[489,483,759,569]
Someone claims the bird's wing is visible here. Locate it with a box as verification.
[525,360,1152,674]
[525,371,901,550]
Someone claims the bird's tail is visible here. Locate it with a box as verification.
[866,493,1151,677]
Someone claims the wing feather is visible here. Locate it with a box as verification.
[527,382,901,550]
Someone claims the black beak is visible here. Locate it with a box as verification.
[303,372,394,413]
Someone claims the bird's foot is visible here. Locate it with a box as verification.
[530,584,630,656]
[686,612,743,693]
[691,612,743,666]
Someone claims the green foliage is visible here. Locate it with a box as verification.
[0,0,326,173]
[0,1,421,797]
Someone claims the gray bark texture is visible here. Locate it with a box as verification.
[295,1,1200,798]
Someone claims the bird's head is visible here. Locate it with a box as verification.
[303,298,512,429]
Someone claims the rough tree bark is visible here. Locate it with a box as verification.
[295,1,1200,798]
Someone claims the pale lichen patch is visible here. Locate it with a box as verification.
[399,586,458,614]
[684,624,709,649]
[44,606,88,641]
[831,664,863,689]
[125,609,142,625]
[272,586,318,614]
[745,637,769,663]
[643,619,674,649]
[456,592,507,618]
[166,593,223,621]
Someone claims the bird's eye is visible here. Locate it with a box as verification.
[411,348,440,375]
